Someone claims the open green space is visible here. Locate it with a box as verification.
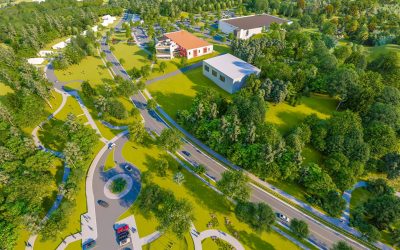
[119,140,300,250]
[350,188,371,212]
[365,44,400,61]
[147,67,230,119]
[0,81,14,96]
[104,147,116,171]
[64,240,82,250]
[112,40,151,69]
[265,93,337,134]
[202,238,220,250]
[55,56,112,86]
[361,172,400,192]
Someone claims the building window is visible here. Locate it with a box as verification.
[219,75,225,82]
[204,65,209,72]
[246,30,249,36]
[189,51,191,55]
[198,49,201,53]
[212,70,217,77]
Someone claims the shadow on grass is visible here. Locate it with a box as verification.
[42,190,58,215]
[39,119,66,152]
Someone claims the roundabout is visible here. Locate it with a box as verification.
[104,173,134,199]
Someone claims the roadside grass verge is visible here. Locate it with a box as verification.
[104,147,115,171]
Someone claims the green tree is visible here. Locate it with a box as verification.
[217,171,250,202]
[156,158,169,177]
[128,120,146,143]
[331,241,353,250]
[173,172,185,184]
[364,195,400,230]
[290,218,309,239]
[235,201,275,231]
[157,129,182,152]
[158,197,193,237]
[147,99,157,110]
[159,61,167,73]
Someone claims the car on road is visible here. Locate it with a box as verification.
[182,151,191,157]
[108,142,116,149]
[83,240,96,249]
[119,237,131,246]
[124,164,133,172]
[276,213,290,223]
[97,200,109,208]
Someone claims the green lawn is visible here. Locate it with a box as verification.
[365,44,400,61]
[64,240,82,250]
[0,81,14,96]
[104,147,116,171]
[266,93,337,134]
[119,140,300,250]
[361,172,400,192]
[147,67,231,119]
[55,56,112,86]
[112,39,151,70]
[350,188,370,212]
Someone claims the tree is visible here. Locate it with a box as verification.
[290,218,309,239]
[367,179,394,196]
[383,153,400,179]
[173,172,185,184]
[217,170,250,202]
[147,99,157,110]
[157,129,182,152]
[128,120,146,143]
[322,190,346,217]
[156,158,169,177]
[235,201,275,231]
[141,65,151,79]
[158,197,193,237]
[364,195,400,230]
[331,241,353,250]
[159,61,167,73]
[194,164,206,175]
[81,81,96,97]
[364,122,397,159]
[108,99,127,119]
[106,61,113,68]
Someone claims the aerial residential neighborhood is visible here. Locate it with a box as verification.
[0,0,400,250]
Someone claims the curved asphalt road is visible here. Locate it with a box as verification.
[99,36,370,250]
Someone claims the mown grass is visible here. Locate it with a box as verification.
[104,147,116,171]
[265,93,337,134]
[350,188,370,212]
[118,140,301,250]
[147,67,230,119]
[0,81,14,96]
[55,56,112,85]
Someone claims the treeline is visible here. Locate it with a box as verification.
[177,26,400,242]
[245,0,400,46]
[0,0,122,57]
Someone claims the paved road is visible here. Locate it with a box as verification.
[99,36,373,250]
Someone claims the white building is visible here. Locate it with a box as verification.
[27,58,45,65]
[101,15,116,27]
[52,41,68,50]
[203,54,261,94]
[38,50,54,57]
[219,14,292,40]
[155,39,178,59]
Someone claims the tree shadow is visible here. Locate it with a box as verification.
[42,190,58,215]
[39,119,66,152]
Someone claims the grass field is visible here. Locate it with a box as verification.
[266,94,337,134]
[55,56,112,85]
[147,67,230,118]
[64,240,82,250]
[104,147,116,171]
[0,81,14,96]
[118,140,300,250]
[361,172,400,191]
[112,37,151,70]
[350,188,370,212]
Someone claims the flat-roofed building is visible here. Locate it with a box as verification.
[162,30,213,59]
[219,14,292,40]
[203,53,261,94]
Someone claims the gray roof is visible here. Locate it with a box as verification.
[203,54,260,80]
[221,14,291,30]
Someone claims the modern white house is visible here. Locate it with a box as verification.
[101,15,116,27]
[27,58,45,65]
[158,30,213,60]
[203,53,261,94]
[219,14,292,40]
[38,50,54,57]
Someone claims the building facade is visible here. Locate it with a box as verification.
[219,14,292,40]
[203,54,261,94]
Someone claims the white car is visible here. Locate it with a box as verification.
[119,237,131,246]
[277,213,290,223]
[108,142,116,149]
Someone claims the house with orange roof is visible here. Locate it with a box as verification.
[155,30,213,60]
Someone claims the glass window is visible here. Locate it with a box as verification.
[204,65,209,72]
[219,75,225,82]
[212,70,217,77]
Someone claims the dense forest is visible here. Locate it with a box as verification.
[177,21,400,242]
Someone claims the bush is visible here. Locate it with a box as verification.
[111,178,127,194]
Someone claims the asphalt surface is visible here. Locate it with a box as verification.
[91,135,141,249]
[99,36,368,250]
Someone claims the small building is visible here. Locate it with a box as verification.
[203,53,261,94]
[160,30,213,60]
[52,41,68,50]
[27,58,45,65]
[219,14,292,40]
[101,15,116,27]
[155,39,178,59]
[38,50,54,57]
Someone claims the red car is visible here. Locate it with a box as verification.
[116,225,129,234]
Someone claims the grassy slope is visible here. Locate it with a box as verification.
[104,147,116,171]
[119,140,300,250]
[147,67,231,119]
[54,56,112,86]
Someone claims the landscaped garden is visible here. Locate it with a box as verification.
[118,140,301,250]
[111,177,127,193]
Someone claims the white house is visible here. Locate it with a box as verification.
[38,50,54,57]
[101,15,116,27]
[219,14,292,40]
[162,30,213,60]
[52,41,68,50]
[203,54,261,94]
[27,58,45,65]
[155,39,178,59]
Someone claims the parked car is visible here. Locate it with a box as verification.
[108,142,116,149]
[124,164,133,172]
[83,240,96,249]
[119,237,131,246]
[182,151,191,157]
[276,213,290,223]
[97,200,109,208]
[116,225,129,234]
[117,231,130,240]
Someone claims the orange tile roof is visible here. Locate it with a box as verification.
[164,30,210,50]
